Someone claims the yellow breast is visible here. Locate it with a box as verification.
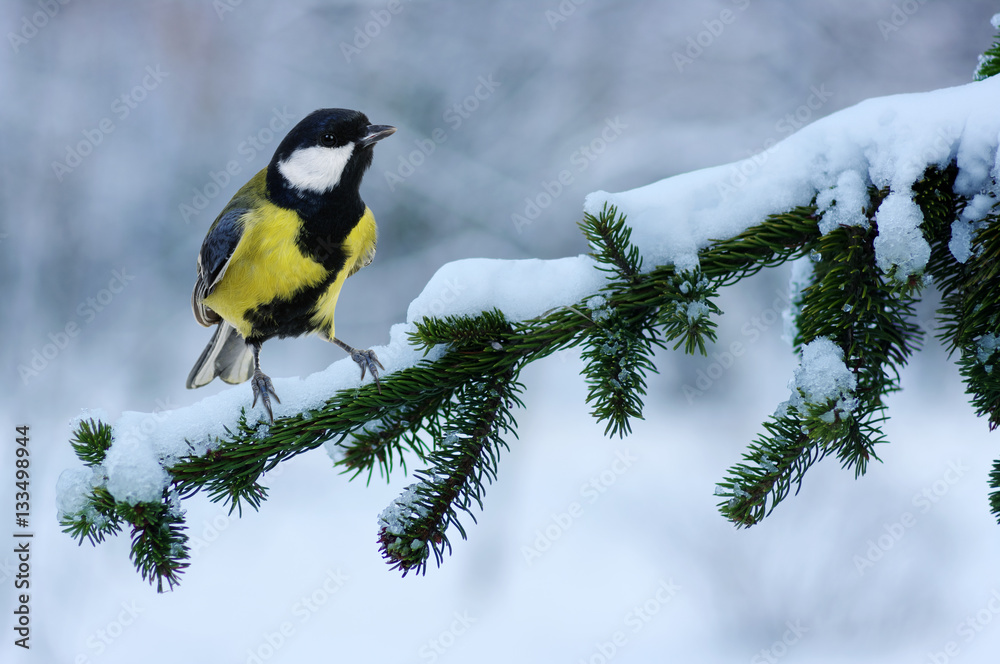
[203,204,376,341]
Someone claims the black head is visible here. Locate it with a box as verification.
[266,108,395,205]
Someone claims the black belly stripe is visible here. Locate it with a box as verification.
[244,270,339,342]
[242,188,362,343]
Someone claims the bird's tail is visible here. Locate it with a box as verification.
[186,321,254,388]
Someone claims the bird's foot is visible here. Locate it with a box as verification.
[250,369,281,423]
[350,348,385,393]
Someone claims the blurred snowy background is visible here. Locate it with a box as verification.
[4,1,1000,662]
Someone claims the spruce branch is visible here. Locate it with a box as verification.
[716,415,821,527]
[61,38,1000,585]
[799,221,922,467]
[656,271,722,355]
[716,180,929,522]
[119,495,190,593]
[410,308,515,352]
[919,165,1000,434]
[60,486,123,546]
[975,19,1000,81]
[62,167,1000,588]
[378,370,522,575]
[945,219,1000,429]
[580,203,643,280]
[580,301,660,438]
[990,459,1000,522]
[70,418,114,467]
[338,398,438,483]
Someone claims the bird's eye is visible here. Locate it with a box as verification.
[320,132,337,147]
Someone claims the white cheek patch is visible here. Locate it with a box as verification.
[278,142,355,193]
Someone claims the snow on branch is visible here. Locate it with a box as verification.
[586,77,1000,276]
[60,69,1000,589]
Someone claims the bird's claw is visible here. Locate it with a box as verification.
[250,369,281,422]
[351,349,385,393]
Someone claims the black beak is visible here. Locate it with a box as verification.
[359,124,396,148]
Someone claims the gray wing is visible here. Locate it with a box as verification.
[191,207,246,327]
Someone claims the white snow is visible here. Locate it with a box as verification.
[586,294,607,309]
[776,337,858,422]
[949,192,996,263]
[684,300,709,323]
[949,219,976,264]
[406,256,606,323]
[816,170,870,235]
[976,333,998,365]
[104,436,172,505]
[378,484,428,536]
[586,294,612,322]
[55,466,103,517]
[872,192,930,280]
[69,408,110,432]
[586,77,1000,276]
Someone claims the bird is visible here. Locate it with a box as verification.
[186,108,396,422]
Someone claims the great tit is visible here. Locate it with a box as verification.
[186,108,396,422]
